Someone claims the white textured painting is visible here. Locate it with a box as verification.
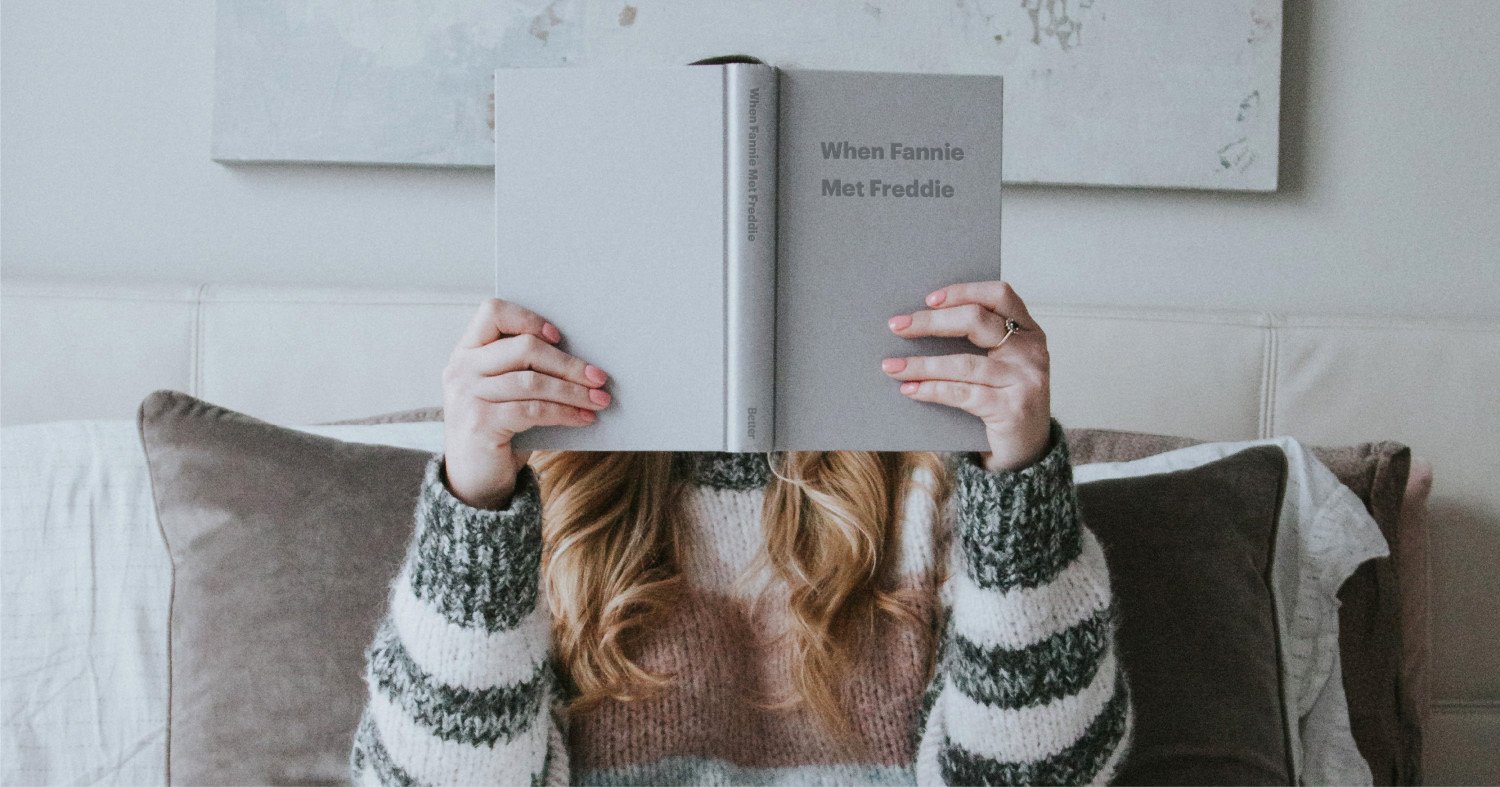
[212,0,1282,191]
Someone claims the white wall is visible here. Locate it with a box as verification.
[3,1,1498,321]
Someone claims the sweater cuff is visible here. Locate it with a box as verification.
[948,419,1084,592]
[405,454,545,632]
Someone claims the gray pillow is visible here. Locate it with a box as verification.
[1067,427,1420,785]
[1075,444,1293,785]
[138,390,429,785]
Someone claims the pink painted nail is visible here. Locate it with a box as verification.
[926,290,946,307]
[900,381,919,394]
[588,388,611,406]
[542,322,562,342]
[888,314,912,331]
[584,364,608,385]
[881,358,906,373]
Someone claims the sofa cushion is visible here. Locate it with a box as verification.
[139,390,430,785]
[1067,427,1419,785]
[1077,445,1293,785]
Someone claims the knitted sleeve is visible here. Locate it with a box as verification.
[912,419,1134,786]
[349,455,570,787]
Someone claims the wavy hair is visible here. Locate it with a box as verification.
[526,449,953,752]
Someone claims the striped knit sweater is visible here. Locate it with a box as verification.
[350,419,1134,786]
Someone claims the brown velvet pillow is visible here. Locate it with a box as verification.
[1078,445,1293,785]
[138,390,429,785]
[1067,428,1420,785]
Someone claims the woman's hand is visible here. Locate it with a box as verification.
[442,298,612,509]
[881,280,1052,473]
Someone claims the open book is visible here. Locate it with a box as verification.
[494,63,1003,452]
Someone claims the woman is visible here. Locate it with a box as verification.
[349,280,1134,786]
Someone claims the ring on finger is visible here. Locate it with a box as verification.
[989,318,1027,349]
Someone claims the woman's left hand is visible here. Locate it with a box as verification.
[881,280,1053,473]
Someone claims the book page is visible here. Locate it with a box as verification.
[494,65,727,450]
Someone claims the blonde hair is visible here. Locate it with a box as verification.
[526,449,953,752]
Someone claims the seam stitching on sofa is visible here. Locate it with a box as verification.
[192,283,209,396]
[196,286,481,307]
[1030,305,1273,327]
[0,291,199,303]
[203,297,477,306]
[1260,320,1279,439]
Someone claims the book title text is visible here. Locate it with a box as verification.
[818,140,965,198]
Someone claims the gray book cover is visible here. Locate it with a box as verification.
[493,63,1003,452]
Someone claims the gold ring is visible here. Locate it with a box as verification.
[992,318,1025,349]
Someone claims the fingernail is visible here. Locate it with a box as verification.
[578,408,596,421]
[584,364,608,385]
[926,290,945,307]
[881,357,906,373]
[900,381,919,394]
[588,388,611,406]
[888,314,912,331]
[542,322,562,342]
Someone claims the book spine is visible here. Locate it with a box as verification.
[724,64,777,452]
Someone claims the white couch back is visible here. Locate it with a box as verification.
[3,278,1497,781]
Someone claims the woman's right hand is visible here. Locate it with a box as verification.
[441,298,612,509]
